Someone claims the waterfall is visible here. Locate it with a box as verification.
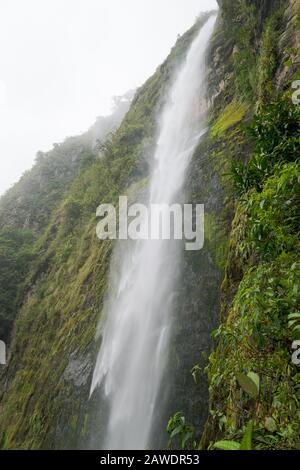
[90,15,216,450]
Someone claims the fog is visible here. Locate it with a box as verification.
[0,0,217,196]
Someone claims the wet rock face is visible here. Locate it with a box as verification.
[63,353,93,388]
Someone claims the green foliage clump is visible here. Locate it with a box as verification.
[208,254,300,449]
[167,412,195,450]
[213,420,253,450]
[245,162,300,260]
[231,97,300,195]
[206,93,300,450]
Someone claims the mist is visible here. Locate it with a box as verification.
[0,0,217,196]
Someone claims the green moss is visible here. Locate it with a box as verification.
[210,101,248,138]
[205,214,228,270]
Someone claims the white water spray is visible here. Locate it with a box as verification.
[90,15,216,450]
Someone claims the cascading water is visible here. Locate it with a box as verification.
[90,15,217,450]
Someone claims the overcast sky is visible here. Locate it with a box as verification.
[0,0,217,195]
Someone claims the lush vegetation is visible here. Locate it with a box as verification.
[168,0,300,451]
[204,94,300,450]
[231,98,300,195]
[0,0,299,451]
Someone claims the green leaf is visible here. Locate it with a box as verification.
[240,420,253,450]
[288,313,300,320]
[236,372,260,398]
[170,425,183,439]
[288,319,299,328]
[213,440,241,451]
[247,372,260,393]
